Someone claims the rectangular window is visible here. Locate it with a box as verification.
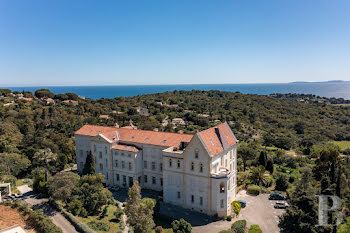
[128,162,132,170]
[160,163,163,171]
[144,175,148,183]
[200,197,203,205]
[191,195,194,203]
[116,174,120,181]
[99,163,103,170]
[122,161,125,169]
[105,146,107,154]
[144,161,148,169]
[160,178,163,186]
[123,175,126,184]
[152,176,156,185]
[169,159,172,167]
[177,192,181,199]
[152,162,156,171]
[177,160,181,168]
[115,160,118,168]
[220,199,224,208]
[99,152,102,159]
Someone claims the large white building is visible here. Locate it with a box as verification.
[75,122,238,216]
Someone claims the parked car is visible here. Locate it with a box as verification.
[238,200,246,208]
[274,201,289,209]
[269,193,287,200]
[109,186,120,192]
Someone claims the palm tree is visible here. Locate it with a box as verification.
[250,166,265,185]
[33,148,57,181]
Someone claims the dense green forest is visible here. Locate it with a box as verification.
[1,88,350,232]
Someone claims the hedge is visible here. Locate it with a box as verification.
[247,185,261,195]
[248,224,262,233]
[49,199,96,233]
[231,220,247,233]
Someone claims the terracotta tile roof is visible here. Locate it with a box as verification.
[75,125,117,136]
[112,144,139,152]
[75,123,237,156]
[75,125,193,148]
[198,123,237,156]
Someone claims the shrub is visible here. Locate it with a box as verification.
[249,224,262,233]
[114,207,123,221]
[87,221,110,231]
[155,226,163,233]
[171,218,192,233]
[231,220,247,233]
[226,215,232,221]
[231,201,241,216]
[247,185,261,195]
[275,174,288,191]
[120,221,125,230]
[67,200,82,216]
[29,209,62,233]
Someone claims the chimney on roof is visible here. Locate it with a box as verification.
[115,123,120,128]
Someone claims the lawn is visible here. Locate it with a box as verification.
[332,141,350,151]
[76,205,120,233]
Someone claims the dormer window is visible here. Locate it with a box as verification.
[162,140,167,144]
[131,136,134,140]
[210,140,214,145]
[145,138,149,142]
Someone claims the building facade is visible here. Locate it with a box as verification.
[75,122,238,216]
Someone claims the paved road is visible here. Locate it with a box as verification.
[17,185,79,233]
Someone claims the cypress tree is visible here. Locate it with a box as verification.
[258,150,267,168]
[82,151,96,175]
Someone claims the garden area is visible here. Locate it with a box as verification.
[76,205,121,233]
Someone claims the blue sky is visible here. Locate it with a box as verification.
[0,0,349,86]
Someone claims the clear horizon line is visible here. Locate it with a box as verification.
[1,80,348,88]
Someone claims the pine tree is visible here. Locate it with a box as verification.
[82,151,96,175]
[125,182,155,233]
[266,159,274,174]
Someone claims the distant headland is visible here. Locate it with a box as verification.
[290,80,348,84]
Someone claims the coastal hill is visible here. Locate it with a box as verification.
[1,88,350,169]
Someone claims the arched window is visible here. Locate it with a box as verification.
[220,182,225,193]
[195,149,199,159]
[191,162,194,171]
[177,160,180,168]
[199,163,203,173]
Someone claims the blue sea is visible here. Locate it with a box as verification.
[4,82,350,100]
